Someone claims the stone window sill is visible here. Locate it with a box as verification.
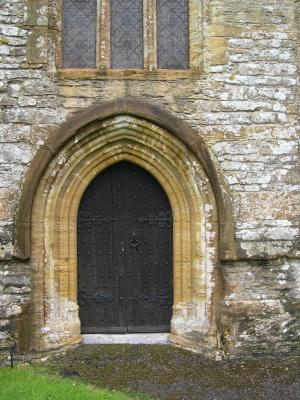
[56,68,202,80]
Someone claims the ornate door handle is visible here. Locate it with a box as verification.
[129,232,140,250]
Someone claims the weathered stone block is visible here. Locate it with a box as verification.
[204,37,228,67]
[0,303,22,319]
[25,0,48,27]
[26,27,47,64]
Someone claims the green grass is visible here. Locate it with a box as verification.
[0,367,140,400]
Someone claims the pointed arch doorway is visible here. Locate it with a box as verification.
[15,98,236,353]
[77,161,173,333]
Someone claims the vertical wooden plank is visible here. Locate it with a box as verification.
[113,164,126,331]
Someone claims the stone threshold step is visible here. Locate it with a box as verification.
[82,333,170,345]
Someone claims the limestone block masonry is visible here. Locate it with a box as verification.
[0,0,299,358]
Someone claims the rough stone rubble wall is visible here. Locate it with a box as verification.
[0,0,299,354]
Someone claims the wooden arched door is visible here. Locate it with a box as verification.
[77,161,173,333]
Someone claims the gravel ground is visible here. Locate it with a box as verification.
[46,344,300,400]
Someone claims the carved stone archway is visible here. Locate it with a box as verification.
[15,99,236,353]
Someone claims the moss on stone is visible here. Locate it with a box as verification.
[0,36,9,45]
[31,344,300,400]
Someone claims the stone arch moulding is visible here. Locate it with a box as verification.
[15,98,236,353]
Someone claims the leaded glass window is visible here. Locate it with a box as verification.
[110,0,144,69]
[62,0,97,68]
[61,0,196,72]
[157,0,189,69]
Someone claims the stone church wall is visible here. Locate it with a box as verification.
[0,0,299,356]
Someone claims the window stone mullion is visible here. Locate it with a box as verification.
[99,0,110,69]
[144,0,157,70]
[190,0,203,69]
